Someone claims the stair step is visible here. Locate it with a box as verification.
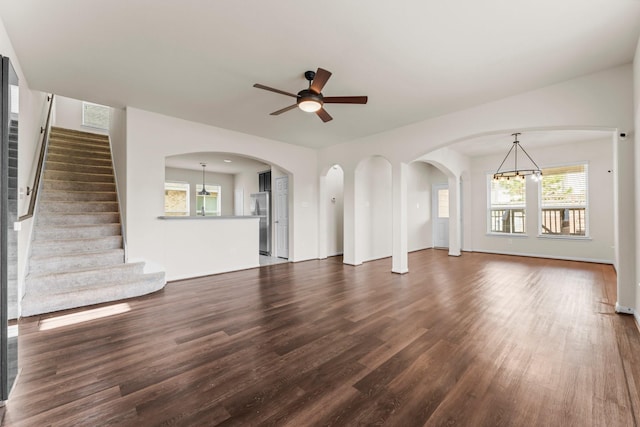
[51,127,109,142]
[46,152,113,167]
[45,161,113,175]
[49,131,109,143]
[43,169,114,183]
[34,223,121,240]
[49,139,111,154]
[47,144,112,160]
[37,212,120,226]
[29,249,125,275]
[30,235,122,256]
[42,179,116,192]
[21,271,165,317]
[40,190,117,202]
[38,200,119,213]
[26,262,145,293]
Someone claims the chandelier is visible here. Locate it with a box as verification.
[493,133,542,181]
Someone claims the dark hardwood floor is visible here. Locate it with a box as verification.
[3,250,640,426]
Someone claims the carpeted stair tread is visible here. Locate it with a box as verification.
[42,179,116,192]
[40,190,117,202]
[34,223,122,240]
[28,249,125,275]
[37,212,120,226]
[30,235,123,256]
[21,272,165,317]
[26,262,146,292]
[43,170,115,183]
[45,160,113,175]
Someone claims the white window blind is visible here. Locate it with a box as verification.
[540,164,587,236]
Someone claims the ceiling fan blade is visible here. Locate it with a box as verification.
[253,83,297,98]
[323,96,368,104]
[316,107,333,122]
[310,68,332,94]
[270,104,298,116]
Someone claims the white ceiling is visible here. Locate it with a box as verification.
[2,1,639,149]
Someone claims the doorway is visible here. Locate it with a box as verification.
[432,184,449,248]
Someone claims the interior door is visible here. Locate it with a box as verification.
[275,176,289,259]
[432,184,449,248]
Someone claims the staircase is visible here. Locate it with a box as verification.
[21,127,165,316]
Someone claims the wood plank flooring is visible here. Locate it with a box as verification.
[3,250,640,426]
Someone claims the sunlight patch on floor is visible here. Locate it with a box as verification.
[39,303,132,331]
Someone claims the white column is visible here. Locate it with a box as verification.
[614,134,636,313]
[342,168,361,265]
[392,162,409,273]
[318,174,328,259]
[448,175,462,257]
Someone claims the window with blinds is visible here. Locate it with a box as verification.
[488,176,526,234]
[540,164,587,236]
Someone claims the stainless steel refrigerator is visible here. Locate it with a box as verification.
[250,192,270,255]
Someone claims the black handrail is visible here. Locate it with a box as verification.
[18,94,54,221]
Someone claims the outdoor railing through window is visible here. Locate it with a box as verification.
[541,208,586,236]
[490,208,526,234]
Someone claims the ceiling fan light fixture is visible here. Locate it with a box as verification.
[298,99,322,112]
[297,90,323,112]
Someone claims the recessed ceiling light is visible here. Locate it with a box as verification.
[223,159,232,163]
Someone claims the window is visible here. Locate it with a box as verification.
[489,177,526,234]
[196,185,221,216]
[164,182,189,216]
[540,164,587,236]
[82,102,110,130]
[437,188,449,218]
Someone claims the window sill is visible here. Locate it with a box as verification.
[537,234,592,241]
[485,233,529,238]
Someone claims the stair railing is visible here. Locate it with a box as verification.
[19,94,54,221]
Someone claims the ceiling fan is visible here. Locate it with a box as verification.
[253,67,368,122]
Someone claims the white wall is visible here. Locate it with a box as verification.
[469,137,615,263]
[326,165,344,256]
[125,107,318,278]
[356,156,392,262]
[161,217,259,281]
[165,167,235,216]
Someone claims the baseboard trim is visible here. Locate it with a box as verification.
[615,302,635,315]
[471,249,613,265]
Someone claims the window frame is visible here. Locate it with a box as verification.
[196,184,222,216]
[487,174,527,235]
[538,162,589,239]
[81,101,110,130]
[164,181,190,216]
